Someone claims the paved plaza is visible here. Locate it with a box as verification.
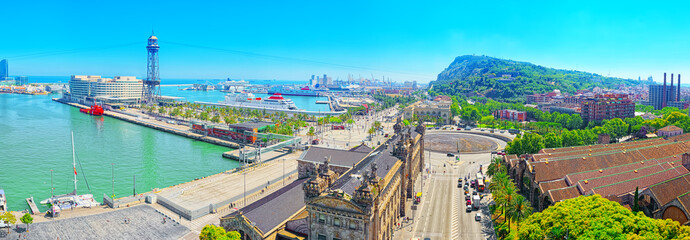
[1,205,189,240]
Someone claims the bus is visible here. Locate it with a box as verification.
[477,179,485,192]
[476,172,484,181]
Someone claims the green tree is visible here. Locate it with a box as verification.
[211,115,220,123]
[665,112,689,125]
[566,114,583,130]
[307,127,315,142]
[518,195,690,239]
[0,212,16,233]
[602,118,629,141]
[158,106,166,115]
[20,213,32,232]
[508,194,532,233]
[199,225,241,240]
[487,157,505,177]
[461,106,481,124]
[543,132,563,148]
[450,101,461,116]
[633,186,640,213]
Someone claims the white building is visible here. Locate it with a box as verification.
[67,75,143,105]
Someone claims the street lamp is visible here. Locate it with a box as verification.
[283,158,285,186]
[243,171,247,207]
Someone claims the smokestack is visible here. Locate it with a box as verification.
[679,74,682,101]
[663,73,667,108]
[672,74,675,87]
[672,74,675,102]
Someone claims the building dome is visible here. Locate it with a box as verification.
[149,35,158,40]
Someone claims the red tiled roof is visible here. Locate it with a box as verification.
[580,165,688,195]
[532,151,646,182]
[659,125,683,132]
[548,186,582,202]
[538,137,666,155]
[647,174,690,207]
[533,138,667,162]
[539,179,568,194]
[676,193,690,215]
[530,140,690,183]
[591,168,690,199]
[566,156,680,185]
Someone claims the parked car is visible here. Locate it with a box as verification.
[465,126,472,130]
[466,205,472,212]
[475,213,482,221]
[457,128,461,130]
[447,153,455,157]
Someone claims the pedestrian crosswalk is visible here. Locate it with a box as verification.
[450,185,460,239]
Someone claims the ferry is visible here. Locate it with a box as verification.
[218,92,300,111]
[268,86,322,97]
[41,132,100,216]
[80,104,104,116]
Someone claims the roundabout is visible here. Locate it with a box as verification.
[424,131,508,153]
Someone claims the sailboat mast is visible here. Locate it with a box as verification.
[71,131,77,194]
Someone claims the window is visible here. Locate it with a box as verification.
[334,218,341,227]
[349,221,357,230]
[319,213,326,224]
[317,235,327,240]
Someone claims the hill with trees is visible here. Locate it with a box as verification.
[430,55,644,102]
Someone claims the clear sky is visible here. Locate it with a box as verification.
[3,1,689,83]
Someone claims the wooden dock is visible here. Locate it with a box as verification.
[26,197,40,215]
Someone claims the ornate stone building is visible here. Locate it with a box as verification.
[219,119,424,240]
[302,119,424,240]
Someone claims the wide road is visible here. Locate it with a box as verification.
[396,132,507,240]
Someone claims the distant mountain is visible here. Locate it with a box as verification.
[430,55,643,101]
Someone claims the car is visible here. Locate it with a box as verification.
[465,194,471,201]
[475,213,482,221]
[500,130,505,133]
[472,191,478,196]
[435,127,440,130]
[457,128,461,130]
[447,153,455,157]
[465,126,472,130]
[466,205,472,212]
[491,151,497,154]
[480,129,485,131]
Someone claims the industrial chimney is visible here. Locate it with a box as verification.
[679,74,682,101]
[672,74,675,102]
[663,73,667,108]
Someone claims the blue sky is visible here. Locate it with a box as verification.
[3,1,690,83]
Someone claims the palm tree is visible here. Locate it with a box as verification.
[307,127,315,142]
[508,195,532,233]
[487,157,506,177]
[501,185,517,233]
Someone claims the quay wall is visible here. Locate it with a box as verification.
[52,98,240,149]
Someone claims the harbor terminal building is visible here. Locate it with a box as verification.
[65,75,144,106]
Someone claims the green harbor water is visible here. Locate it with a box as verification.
[0,93,240,212]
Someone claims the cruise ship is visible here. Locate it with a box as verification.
[267,86,322,97]
[218,92,300,111]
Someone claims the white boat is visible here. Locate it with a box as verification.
[41,132,100,213]
[218,92,301,111]
[0,189,6,212]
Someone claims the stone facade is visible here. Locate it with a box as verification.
[303,119,424,240]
